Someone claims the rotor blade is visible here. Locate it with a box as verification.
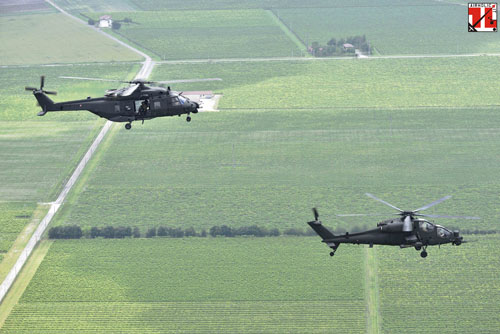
[418,214,480,220]
[365,193,403,212]
[155,78,222,84]
[336,213,393,217]
[25,86,38,91]
[312,208,319,221]
[119,83,140,97]
[40,76,45,89]
[44,91,57,95]
[413,195,452,212]
[59,76,125,83]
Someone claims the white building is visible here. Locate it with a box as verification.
[99,15,112,28]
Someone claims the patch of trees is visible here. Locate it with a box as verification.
[309,35,371,57]
[48,225,82,239]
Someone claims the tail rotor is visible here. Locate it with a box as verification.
[25,76,57,95]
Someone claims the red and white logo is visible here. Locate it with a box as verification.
[469,3,497,32]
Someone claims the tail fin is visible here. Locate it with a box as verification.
[308,220,335,240]
[34,92,55,116]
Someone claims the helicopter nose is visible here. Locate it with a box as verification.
[192,102,199,113]
[452,231,462,245]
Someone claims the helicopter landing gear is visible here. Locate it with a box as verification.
[186,116,192,122]
[125,122,132,130]
[420,251,428,258]
[329,251,335,257]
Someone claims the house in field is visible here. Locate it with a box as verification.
[343,43,354,51]
[99,15,112,28]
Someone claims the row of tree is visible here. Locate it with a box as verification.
[309,35,371,57]
[47,225,496,239]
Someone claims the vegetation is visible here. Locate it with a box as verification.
[309,35,371,57]
[1,238,365,333]
[0,13,141,65]
[0,203,36,263]
[94,10,301,60]
[376,234,500,333]
[276,5,500,55]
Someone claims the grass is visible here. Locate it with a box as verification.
[150,57,500,109]
[97,10,302,60]
[376,234,500,333]
[50,58,500,232]
[0,204,48,282]
[276,5,500,55]
[1,238,366,333]
[51,0,138,13]
[0,241,53,329]
[126,0,436,11]
[0,12,141,65]
[0,203,36,264]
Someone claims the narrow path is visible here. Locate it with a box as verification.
[156,52,500,65]
[364,247,381,334]
[0,0,154,305]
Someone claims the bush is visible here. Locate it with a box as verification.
[133,227,141,238]
[48,225,82,239]
[146,227,156,238]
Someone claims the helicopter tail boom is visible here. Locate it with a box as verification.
[34,92,55,116]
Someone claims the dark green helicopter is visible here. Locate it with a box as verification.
[308,193,479,258]
[25,75,221,130]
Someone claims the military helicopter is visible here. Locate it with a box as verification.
[25,75,221,130]
[308,193,479,258]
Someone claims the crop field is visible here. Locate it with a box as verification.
[127,0,437,11]
[98,10,301,60]
[377,234,500,333]
[52,0,138,13]
[54,57,500,232]
[153,57,500,109]
[0,203,36,264]
[276,4,500,55]
[0,63,138,203]
[1,238,366,333]
[0,12,141,65]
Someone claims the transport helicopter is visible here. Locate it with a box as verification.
[308,193,479,258]
[25,75,221,130]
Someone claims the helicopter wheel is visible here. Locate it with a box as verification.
[186,116,192,122]
[329,251,335,257]
[420,251,428,258]
[125,123,132,130]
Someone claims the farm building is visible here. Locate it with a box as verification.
[343,43,354,50]
[99,15,112,28]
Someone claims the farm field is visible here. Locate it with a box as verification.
[51,0,138,13]
[276,4,500,55]
[377,234,500,333]
[0,63,138,203]
[1,238,366,333]
[0,203,36,264]
[152,57,500,109]
[55,57,500,232]
[0,12,140,65]
[126,0,437,11]
[97,10,302,60]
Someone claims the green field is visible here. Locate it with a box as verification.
[2,238,366,333]
[0,203,36,263]
[277,5,500,55]
[52,58,500,232]
[377,234,500,333]
[0,12,141,65]
[0,63,138,203]
[152,57,500,109]
[52,0,138,13]
[126,0,437,11]
[98,10,301,60]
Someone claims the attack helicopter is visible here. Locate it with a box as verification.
[308,193,479,258]
[25,75,221,130]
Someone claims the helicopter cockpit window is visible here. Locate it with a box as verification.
[170,97,180,106]
[419,221,435,232]
[178,95,186,105]
[437,227,451,238]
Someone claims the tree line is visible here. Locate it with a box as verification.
[48,224,498,239]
